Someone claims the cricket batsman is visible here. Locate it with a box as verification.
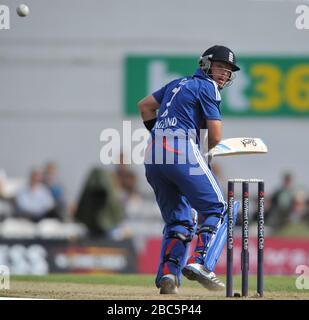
[138,45,240,294]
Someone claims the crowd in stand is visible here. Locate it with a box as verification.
[0,156,162,241]
[0,162,66,223]
[0,159,308,240]
[254,172,309,235]
[213,165,309,235]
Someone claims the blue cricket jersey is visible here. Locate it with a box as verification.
[152,68,222,142]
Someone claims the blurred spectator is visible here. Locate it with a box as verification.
[115,152,128,178]
[266,172,295,230]
[114,169,145,238]
[109,152,163,242]
[271,186,309,237]
[114,152,145,220]
[119,171,143,214]
[74,167,123,237]
[305,199,309,225]
[289,189,309,224]
[15,169,59,222]
[0,169,14,220]
[43,162,66,220]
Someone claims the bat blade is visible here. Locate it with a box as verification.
[210,137,268,157]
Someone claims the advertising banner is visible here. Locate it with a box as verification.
[0,239,137,274]
[138,236,309,275]
[125,56,309,117]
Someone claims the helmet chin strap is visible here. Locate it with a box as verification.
[209,71,235,89]
[200,62,235,89]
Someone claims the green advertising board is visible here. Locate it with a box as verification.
[124,55,309,117]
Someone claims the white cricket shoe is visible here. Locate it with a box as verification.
[182,263,225,291]
[159,274,179,294]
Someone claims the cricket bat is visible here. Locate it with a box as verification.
[209,137,268,158]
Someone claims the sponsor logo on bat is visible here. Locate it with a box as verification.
[241,138,257,148]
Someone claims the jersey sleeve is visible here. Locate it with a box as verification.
[152,85,167,104]
[199,82,222,120]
